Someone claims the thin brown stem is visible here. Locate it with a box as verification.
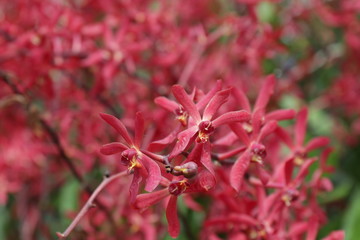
[57,171,128,238]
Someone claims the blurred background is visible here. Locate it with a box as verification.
[0,0,359,239]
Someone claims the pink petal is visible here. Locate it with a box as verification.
[213,132,238,146]
[196,80,222,110]
[134,112,145,147]
[169,126,198,159]
[254,74,276,111]
[307,215,319,240]
[304,137,329,153]
[212,110,251,128]
[172,85,201,123]
[129,170,142,203]
[134,188,169,209]
[275,127,294,149]
[230,150,251,192]
[154,97,179,113]
[100,142,128,155]
[230,123,251,146]
[217,146,246,160]
[266,109,296,121]
[166,195,180,238]
[293,158,316,187]
[185,143,203,165]
[203,88,232,121]
[258,120,277,141]
[295,108,308,147]
[140,155,161,192]
[251,108,265,138]
[201,142,215,176]
[232,87,251,112]
[149,125,180,152]
[183,194,202,211]
[100,113,133,146]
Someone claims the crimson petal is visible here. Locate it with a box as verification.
[140,154,161,192]
[203,88,232,121]
[230,150,251,192]
[100,142,128,155]
[100,113,133,146]
[166,195,180,238]
[172,85,201,123]
[212,110,251,128]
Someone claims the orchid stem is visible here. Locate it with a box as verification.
[56,171,128,239]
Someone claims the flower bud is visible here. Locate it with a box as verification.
[173,162,198,178]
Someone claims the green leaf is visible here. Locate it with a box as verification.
[344,187,360,240]
[59,178,80,214]
[256,1,276,24]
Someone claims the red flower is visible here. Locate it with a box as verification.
[100,112,161,202]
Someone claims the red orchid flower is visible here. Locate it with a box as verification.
[99,112,161,202]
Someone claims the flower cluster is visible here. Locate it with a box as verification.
[57,76,340,239]
[0,0,354,239]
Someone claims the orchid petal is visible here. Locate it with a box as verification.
[169,126,198,159]
[230,123,251,146]
[201,142,215,176]
[304,137,329,153]
[232,87,251,112]
[149,125,180,152]
[295,108,308,147]
[196,80,222,110]
[258,121,277,141]
[172,85,201,123]
[203,88,232,121]
[212,110,251,128]
[275,127,294,149]
[154,96,179,113]
[251,108,265,138]
[134,188,169,209]
[266,109,296,121]
[140,154,161,192]
[230,150,251,192]
[254,74,275,111]
[100,113,133,146]
[129,170,142,203]
[100,142,128,155]
[166,195,180,238]
[134,112,145,148]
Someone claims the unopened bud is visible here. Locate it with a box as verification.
[172,162,198,178]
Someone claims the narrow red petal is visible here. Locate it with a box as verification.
[230,150,251,192]
[212,110,251,128]
[293,158,316,187]
[129,170,142,203]
[201,142,215,176]
[134,112,145,147]
[196,80,222,110]
[149,126,180,152]
[203,88,232,121]
[254,74,276,111]
[275,127,294,149]
[258,121,277,141]
[251,108,265,138]
[172,85,201,123]
[295,108,308,147]
[266,109,296,121]
[100,142,128,155]
[134,188,169,209]
[230,123,251,146]
[141,154,161,192]
[304,137,329,153]
[232,87,251,112]
[154,96,179,113]
[100,113,133,146]
[169,126,197,159]
[166,195,180,238]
